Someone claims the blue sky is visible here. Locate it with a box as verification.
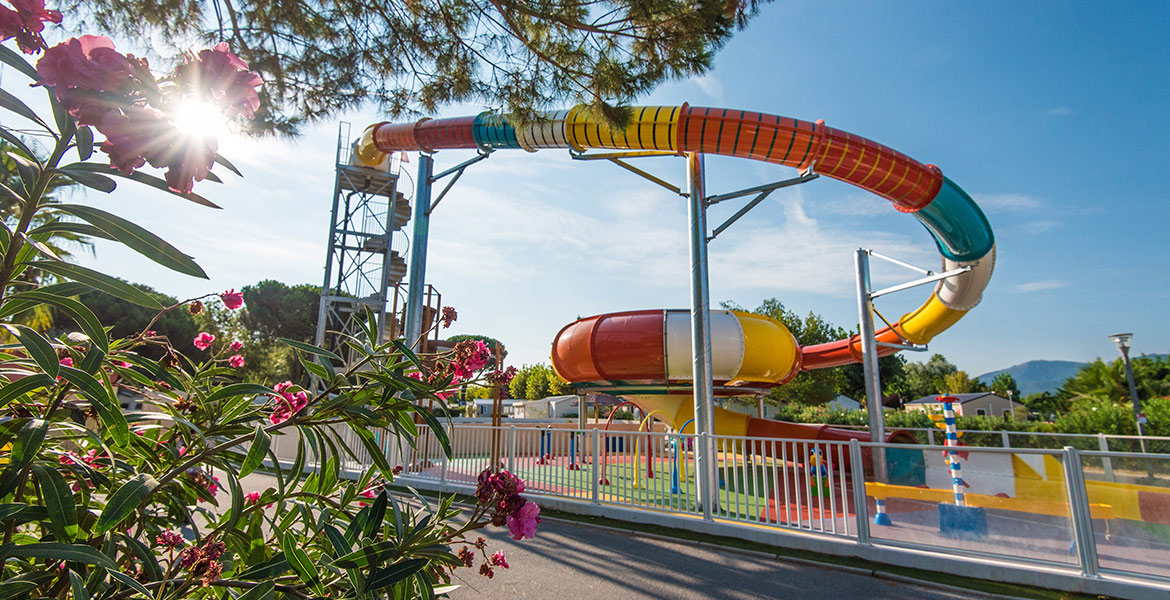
[16,1,1169,377]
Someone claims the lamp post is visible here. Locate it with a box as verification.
[1109,333,1147,454]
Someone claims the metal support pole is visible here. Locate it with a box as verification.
[1098,433,1115,482]
[1062,447,1100,577]
[855,249,886,482]
[1119,346,1148,455]
[404,154,434,351]
[849,439,871,546]
[686,152,717,519]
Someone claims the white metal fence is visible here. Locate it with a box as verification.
[367,423,1170,597]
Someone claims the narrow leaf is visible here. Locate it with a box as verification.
[205,383,273,404]
[2,290,108,352]
[106,568,151,598]
[7,542,116,568]
[62,164,220,209]
[281,532,322,596]
[0,88,50,131]
[58,366,127,445]
[239,425,270,478]
[32,465,78,541]
[53,204,207,279]
[0,375,52,411]
[0,581,36,600]
[0,46,37,80]
[68,571,89,600]
[75,125,93,161]
[236,553,288,580]
[279,338,343,363]
[362,558,427,593]
[95,474,156,534]
[235,581,274,600]
[28,221,115,241]
[28,261,163,308]
[56,168,115,193]
[364,491,387,539]
[2,324,58,377]
[0,127,35,163]
[214,152,242,177]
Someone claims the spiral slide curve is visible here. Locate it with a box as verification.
[358,104,994,444]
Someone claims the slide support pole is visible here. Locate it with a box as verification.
[687,152,717,519]
[404,154,434,351]
[856,248,886,482]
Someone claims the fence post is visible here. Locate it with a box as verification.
[1098,434,1115,483]
[849,439,871,547]
[1061,447,1099,577]
[926,429,935,446]
[507,426,517,474]
[1000,431,1011,449]
[591,428,601,505]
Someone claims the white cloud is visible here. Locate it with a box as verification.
[1020,220,1062,234]
[972,192,1043,212]
[1045,106,1075,117]
[1014,280,1067,293]
[694,74,724,102]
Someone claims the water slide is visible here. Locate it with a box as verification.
[357,104,994,444]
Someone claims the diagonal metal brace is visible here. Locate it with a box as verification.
[426,151,491,215]
[705,172,818,206]
[570,149,683,195]
[706,173,819,242]
[869,266,971,300]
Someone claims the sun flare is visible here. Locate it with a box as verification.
[173,100,227,139]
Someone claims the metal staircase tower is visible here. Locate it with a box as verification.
[314,123,410,358]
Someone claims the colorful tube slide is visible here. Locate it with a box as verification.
[358,104,993,444]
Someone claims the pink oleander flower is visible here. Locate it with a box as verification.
[37,35,132,96]
[228,354,245,368]
[244,492,260,505]
[58,356,73,368]
[506,501,540,541]
[98,104,172,174]
[0,0,61,54]
[269,381,309,425]
[179,445,187,457]
[491,550,509,569]
[155,530,184,548]
[206,475,220,496]
[220,288,244,310]
[193,332,215,351]
[229,340,243,352]
[176,43,262,119]
[114,360,130,368]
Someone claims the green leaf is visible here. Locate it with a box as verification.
[63,164,221,209]
[52,204,208,279]
[411,405,452,459]
[350,423,394,476]
[0,419,47,496]
[0,504,26,520]
[235,581,274,600]
[205,383,273,404]
[18,231,60,260]
[0,45,38,80]
[433,584,461,595]
[1,290,108,353]
[330,540,401,569]
[0,375,50,413]
[0,87,50,132]
[279,338,343,363]
[106,568,151,598]
[28,221,114,241]
[362,558,428,593]
[28,261,163,309]
[95,474,156,534]
[364,491,387,539]
[55,168,115,193]
[58,366,127,445]
[214,152,243,177]
[223,468,243,533]
[1,324,58,378]
[0,581,36,600]
[239,425,270,478]
[391,338,425,372]
[31,465,78,541]
[75,126,93,161]
[281,532,323,596]
[0,127,36,164]
[7,542,116,568]
[116,533,162,581]
[68,571,90,600]
[236,553,289,580]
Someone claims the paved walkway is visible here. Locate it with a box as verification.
[447,517,982,600]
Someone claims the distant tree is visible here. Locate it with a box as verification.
[902,354,959,399]
[1023,391,1069,421]
[240,280,320,342]
[939,370,987,394]
[508,365,531,400]
[524,364,553,400]
[989,372,1020,399]
[841,353,907,407]
[1058,355,1170,405]
[76,0,769,135]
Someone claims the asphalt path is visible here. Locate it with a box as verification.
[446,517,980,600]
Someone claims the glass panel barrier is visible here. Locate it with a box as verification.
[1080,451,1170,580]
[862,444,1077,566]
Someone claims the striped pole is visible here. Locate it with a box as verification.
[873,498,892,526]
[941,397,966,507]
